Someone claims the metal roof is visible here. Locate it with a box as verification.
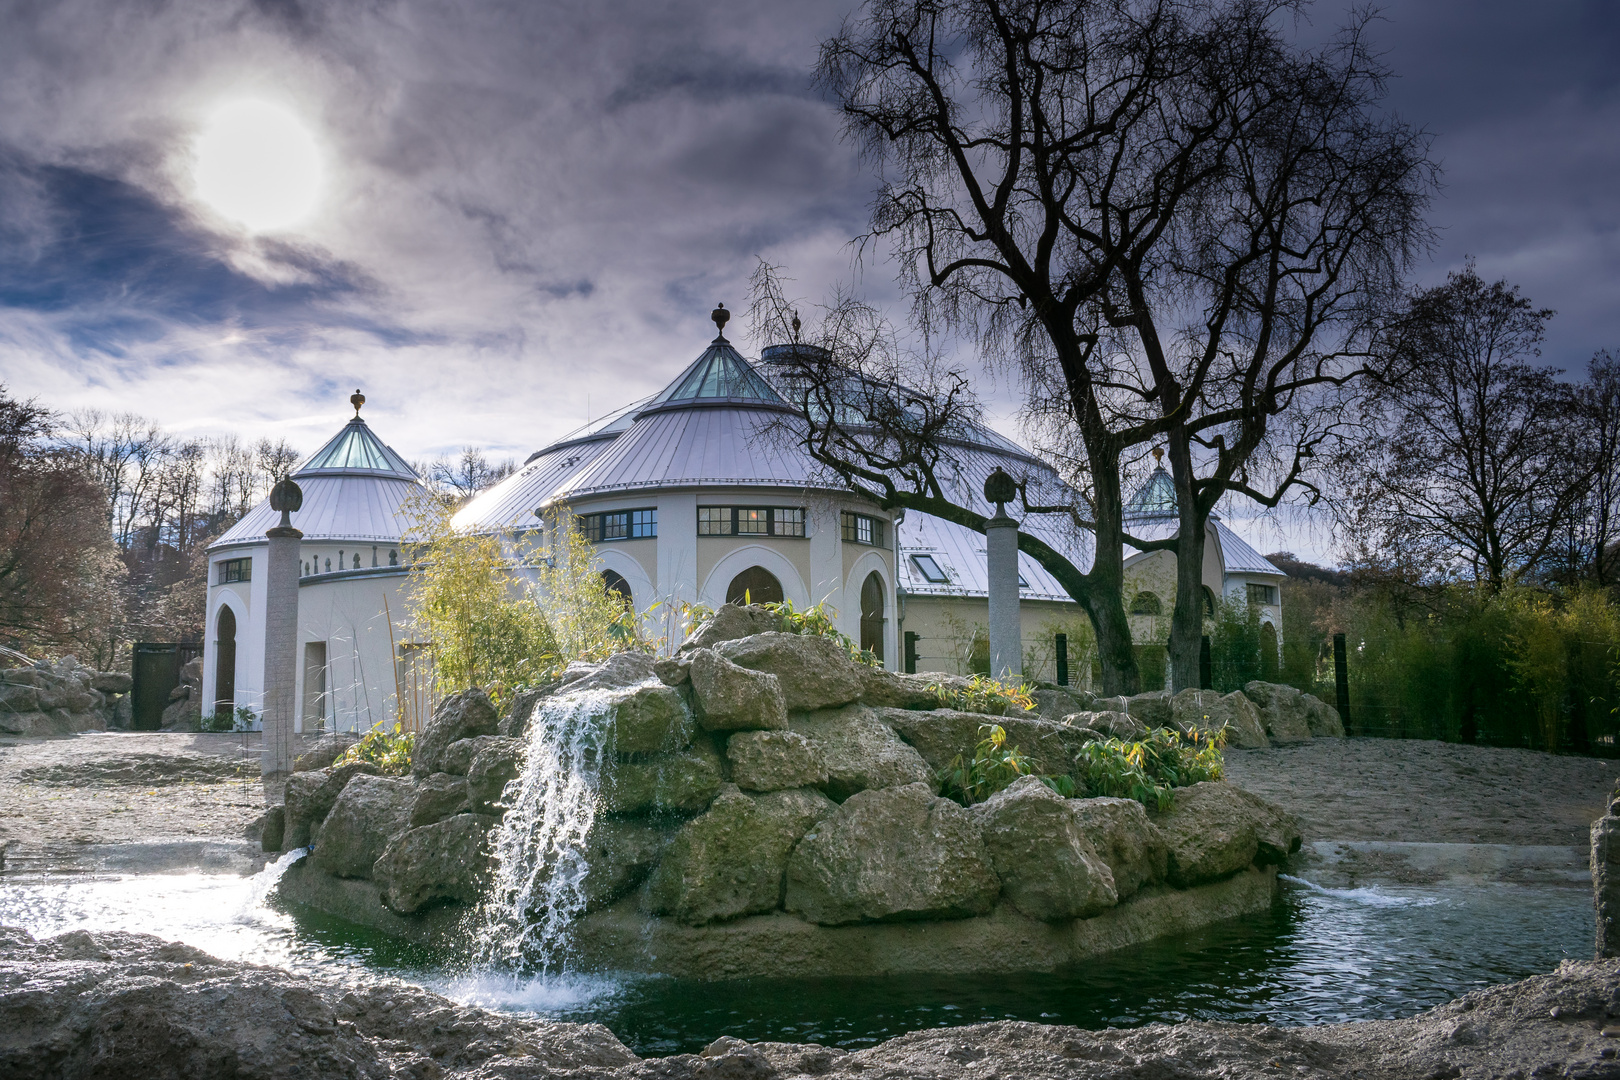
[896,513,1081,602]
[295,417,418,479]
[646,338,787,408]
[1213,521,1285,576]
[211,474,425,548]
[451,438,617,534]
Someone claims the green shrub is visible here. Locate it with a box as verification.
[1073,727,1225,811]
[929,674,1036,715]
[336,723,415,776]
[938,723,1074,805]
[202,705,257,733]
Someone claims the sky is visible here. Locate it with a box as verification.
[0,0,1616,556]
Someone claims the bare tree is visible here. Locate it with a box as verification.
[1351,266,1582,591]
[1573,351,1620,587]
[808,0,1433,691]
[420,448,516,505]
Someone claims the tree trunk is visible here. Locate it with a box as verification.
[1086,459,1142,696]
[1168,523,1207,693]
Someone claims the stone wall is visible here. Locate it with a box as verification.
[273,604,1307,979]
[0,655,132,736]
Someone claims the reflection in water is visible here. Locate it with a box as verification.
[0,870,1592,1056]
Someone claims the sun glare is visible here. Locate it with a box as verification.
[192,100,324,232]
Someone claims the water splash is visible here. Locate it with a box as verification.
[238,847,309,919]
[1281,874,1441,908]
[473,687,617,973]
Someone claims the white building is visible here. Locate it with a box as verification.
[201,321,1287,731]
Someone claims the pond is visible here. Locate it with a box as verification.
[0,861,1593,1056]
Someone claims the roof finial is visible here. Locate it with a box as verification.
[791,311,801,339]
[711,302,730,340]
[350,389,366,418]
[1151,446,1164,467]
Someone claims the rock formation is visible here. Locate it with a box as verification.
[0,655,132,735]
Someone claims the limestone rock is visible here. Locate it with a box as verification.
[467,736,524,814]
[1243,681,1315,743]
[441,734,510,777]
[653,656,690,687]
[413,689,498,774]
[599,739,725,815]
[785,782,999,925]
[717,632,865,712]
[498,683,558,739]
[726,730,828,792]
[969,776,1117,921]
[579,818,676,910]
[679,603,787,652]
[1070,796,1168,900]
[293,732,358,772]
[880,707,1095,778]
[311,775,415,879]
[0,710,52,735]
[0,683,40,715]
[1126,691,1173,730]
[282,761,380,848]
[159,696,201,732]
[790,705,934,800]
[410,773,470,828]
[1303,692,1346,738]
[688,650,788,732]
[1155,781,1302,886]
[89,671,133,694]
[1170,688,1269,749]
[259,805,285,852]
[1065,710,1146,741]
[1031,685,1095,719]
[557,651,658,694]
[859,667,958,710]
[375,813,500,913]
[645,785,836,925]
[1595,813,1620,957]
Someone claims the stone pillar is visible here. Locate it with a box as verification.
[261,480,304,777]
[1594,787,1620,958]
[983,468,1022,682]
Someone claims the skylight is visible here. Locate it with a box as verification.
[911,554,950,584]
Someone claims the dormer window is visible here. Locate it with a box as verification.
[841,512,885,547]
[910,554,950,584]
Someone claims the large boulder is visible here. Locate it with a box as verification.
[968,776,1117,921]
[374,813,500,913]
[1031,685,1095,719]
[0,683,40,716]
[1125,691,1173,730]
[645,786,836,925]
[598,739,725,815]
[160,695,201,732]
[1065,710,1146,742]
[1155,781,1302,887]
[410,773,470,828]
[1070,796,1168,900]
[688,651,787,732]
[725,730,828,792]
[1242,681,1315,743]
[557,651,658,694]
[605,683,693,751]
[679,603,787,652]
[498,683,559,739]
[466,737,525,814]
[294,732,359,772]
[311,775,415,879]
[258,805,285,852]
[1302,692,1346,738]
[879,708,1095,778]
[716,633,865,712]
[579,818,676,910]
[413,690,499,774]
[89,671,133,694]
[282,761,380,848]
[790,705,934,800]
[785,782,999,925]
[441,734,512,777]
[859,668,960,710]
[1170,689,1269,749]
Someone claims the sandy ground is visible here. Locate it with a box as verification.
[1225,737,1617,848]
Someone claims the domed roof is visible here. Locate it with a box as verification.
[210,409,426,550]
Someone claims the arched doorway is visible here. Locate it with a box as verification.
[726,565,783,606]
[859,571,885,662]
[214,607,237,717]
[600,569,634,607]
[1259,622,1280,682]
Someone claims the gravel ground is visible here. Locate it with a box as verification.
[1225,737,1618,848]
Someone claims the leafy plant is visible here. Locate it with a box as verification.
[930,674,1036,715]
[336,723,416,776]
[1073,727,1226,811]
[762,598,881,668]
[202,705,257,733]
[939,723,1074,805]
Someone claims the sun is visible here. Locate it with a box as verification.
[192,100,324,232]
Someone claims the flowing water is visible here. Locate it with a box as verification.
[471,688,616,973]
[0,866,1593,1055]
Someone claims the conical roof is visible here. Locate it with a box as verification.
[294,417,418,479]
[642,337,786,409]
[1125,467,1178,519]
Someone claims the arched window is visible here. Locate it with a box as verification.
[214,607,237,717]
[600,569,634,607]
[1129,591,1163,616]
[726,565,783,606]
[859,571,886,662]
[1260,622,1280,682]
[1203,586,1217,618]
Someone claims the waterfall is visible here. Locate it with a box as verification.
[473,688,616,973]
